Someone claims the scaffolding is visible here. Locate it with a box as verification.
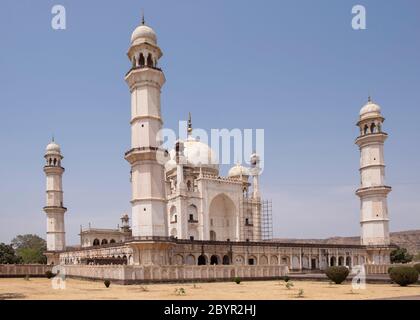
[239,198,273,242]
[261,199,273,241]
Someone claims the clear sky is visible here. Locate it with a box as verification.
[0,0,419,244]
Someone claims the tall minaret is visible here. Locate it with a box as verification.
[124,17,168,237]
[356,97,391,246]
[43,139,67,252]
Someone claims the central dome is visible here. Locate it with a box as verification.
[166,137,219,172]
[131,24,157,46]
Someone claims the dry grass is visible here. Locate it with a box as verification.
[0,278,419,300]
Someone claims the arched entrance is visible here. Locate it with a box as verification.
[338,256,344,266]
[330,256,336,266]
[210,230,216,241]
[209,194,237,241]
[346,256,351,267]
[222,255,230,265]
[210,255,219,265]
[198,254,207,265]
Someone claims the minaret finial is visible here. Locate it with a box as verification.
[187,112,193,135]
[141,9,145,25]
[52,134,55,142]
[368,93,372,103]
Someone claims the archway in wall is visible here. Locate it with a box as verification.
[198,254,207,265]
[208,194,237,241]
[210,230,216,241]
[93,239,100,246]
[210,255,219,265]
[346,256,351,267]
[330,256,336,266]
[338,256,344,266]
[223,255,230,265]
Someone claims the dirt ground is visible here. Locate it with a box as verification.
[0,278,419,300]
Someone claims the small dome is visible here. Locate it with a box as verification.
[45,141,61,155]
[360,98,381,119]
[131,24,157,46]
[165,159,177,171]
[228,163,250,177]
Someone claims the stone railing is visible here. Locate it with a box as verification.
[63,264,288,284]
[0,264,51,277]
[364,264,394,275]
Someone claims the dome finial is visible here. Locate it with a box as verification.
[187,112,193,136]
[141,8,145,25]
[52,134,55,142]
[368,95,372,103]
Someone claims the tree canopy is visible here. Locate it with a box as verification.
[11,234,47,264]
[390,248,413,264]
[0,243,22,264]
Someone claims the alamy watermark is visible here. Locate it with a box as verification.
[352,5,366,30]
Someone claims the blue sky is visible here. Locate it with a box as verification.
[0,0,419,244]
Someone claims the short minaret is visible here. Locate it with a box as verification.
[43,139,67,252]
[356,97,391,246]
[124,17,168,237]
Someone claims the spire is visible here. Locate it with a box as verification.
[141,9,145,25]
[187,112,193,136]
[52,134,55,142]
[368,95,372,103]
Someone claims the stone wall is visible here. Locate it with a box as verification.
[0,264,51,277]
[63,264,288,285]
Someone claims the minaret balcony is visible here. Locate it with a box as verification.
[125,147,169,164]
[125,65,162,76]
[356,185,392,197]
[355,132,388,146]
[43,206,67,214]
[125,66,166,89]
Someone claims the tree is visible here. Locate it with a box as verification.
[390,248,413,264]
[0,243,22,264]
[11,234,47,264]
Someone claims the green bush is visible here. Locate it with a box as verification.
[413,264,420,274]
[104,280,111,288]
[325,266,349,284]
[389,266,419,287]
[45,270,54,279]
[282,275,290,283]
[387,267,394,274]
[234,277,241,284]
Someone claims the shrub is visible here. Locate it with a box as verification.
[45,270,54,279]
[387,267,394,274]
[104,280,111,288]
[175,288,186,296]
[297,289,304,298]
[325,266,349,284]
[234,277,241,285]
[285,282,294,290]
[282,276,290,283]
[389,266,419,287]
[413,263,420,274]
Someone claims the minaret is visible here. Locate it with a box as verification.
[356,97,391,246]
[250,153,261,200]
[124,17,168,237]
[43,139,67,252]
[250,153,262,241]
